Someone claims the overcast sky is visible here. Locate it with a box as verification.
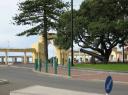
[0,0,83,57]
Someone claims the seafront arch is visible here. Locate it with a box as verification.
[32,33,69,64]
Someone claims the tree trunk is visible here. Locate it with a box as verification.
[43,3,48,72]
[102,49,112,63]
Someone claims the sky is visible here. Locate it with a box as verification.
[0,0,84,57]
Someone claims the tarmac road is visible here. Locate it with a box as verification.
[0,65,128,95]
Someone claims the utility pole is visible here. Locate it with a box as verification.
[123,15,127,63]
[71,0,74,66]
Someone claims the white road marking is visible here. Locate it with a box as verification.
[10,85,103,95]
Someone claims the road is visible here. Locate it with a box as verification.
[0,64,128,95]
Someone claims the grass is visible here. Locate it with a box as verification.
[74,63,128,72]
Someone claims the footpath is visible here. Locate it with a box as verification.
[41,65,128,84]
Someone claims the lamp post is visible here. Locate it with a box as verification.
[71,0,74,66]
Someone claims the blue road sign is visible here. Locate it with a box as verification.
[105,75,113,94]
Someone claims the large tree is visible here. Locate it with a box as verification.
[56,0,128,62]
[13,0,69,68]
[54,10,78,66]
[54,11,77,50]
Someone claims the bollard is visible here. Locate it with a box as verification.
[53,57,58,74]
[45,60,48,73]
[68,58,71,77]
[38,59,41,72]
[34,59,38,71]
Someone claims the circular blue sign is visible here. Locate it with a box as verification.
[105,75,113,94]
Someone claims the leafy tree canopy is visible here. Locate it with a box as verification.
[13,0,69,36]
[54,10,78,50]
[55,0,128,62]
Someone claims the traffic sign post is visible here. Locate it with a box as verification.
[105,75,113,95]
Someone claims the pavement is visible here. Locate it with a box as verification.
[40,65,128,84]
[10,85,103,95]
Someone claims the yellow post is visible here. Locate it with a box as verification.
[5,51,8,65]
[24,52,27,64]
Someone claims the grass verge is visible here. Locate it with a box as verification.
[74,63,128,72]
